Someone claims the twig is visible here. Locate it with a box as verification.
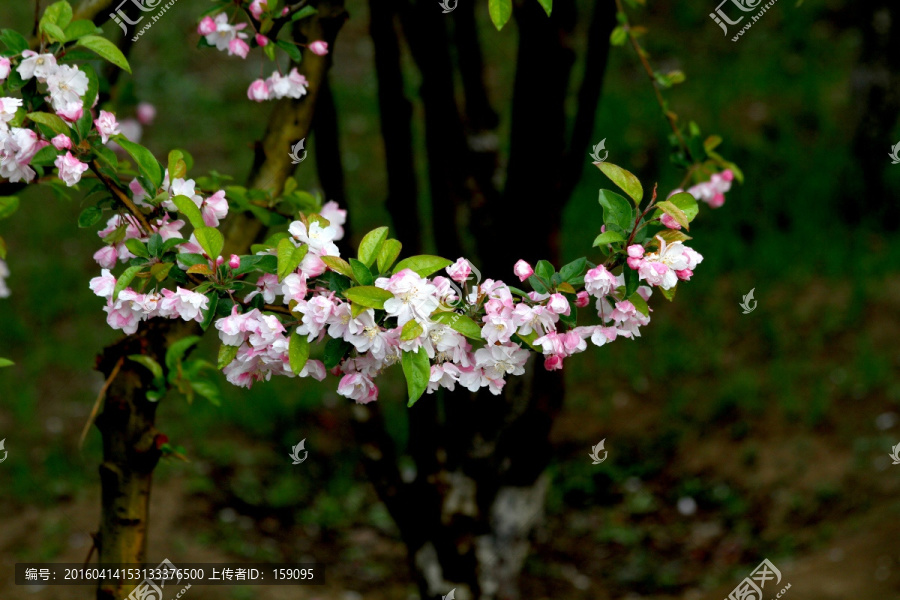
[89,162,154,234]
[80,356,123,448]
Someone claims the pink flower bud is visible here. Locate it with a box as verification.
[627,256,643,270]
[544,355,564,371]
[229,254,241,269]
[255,34,269,47]
[576,291,589,307]
[51,134,72,150]
[513,260,534,282]
[215,256,225,268]
[197,16,217,36]
[229,38,250,59]
[626,244,644,258]
[308,40,329,56]
[720,169,734,182]
[281,7,289,16]
[249,0,267,20]
[247,79,269,102]
[136,102,156,126]
[708,192,725,208]
[660,213,681,230]
[446,258,473,283]
[547,293,571,316]
[675,268,693,281]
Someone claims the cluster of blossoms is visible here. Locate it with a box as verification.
[195,2,329,103]
[671,169,735,210]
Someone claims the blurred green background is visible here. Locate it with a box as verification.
[2,0,900,598]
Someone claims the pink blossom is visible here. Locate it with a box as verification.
[228,254,241,269]
[247,79,269,101]
[320,200,347,240]
[547,293,571,316]
[308,41,329,56]
[89,269,117,298]
[93,246,119,269]
[137,102,156,125]
[0,57,10,82]
[197,16,217,36]
[51,134,72,150]
[446,258,473,284]
[56,103,83,122]
[255,34,269,47]
[0,97,22,129]
[337,373,379,404]
[544,354,563,370]
[228,38,250,58]
[281,273,308,304]
[94,110,121,144]
[513,260,534,282]
[46,65,88,113]
[249,0,268,19]
[159,287,209,322]
[474,343,528,381]
[17,51,57,80]
[201,190,229,226]
[576,291,589,307]
[660,213,681,230]
[266,68,308,100]
[54,151,89,186]
[583,265,616,298]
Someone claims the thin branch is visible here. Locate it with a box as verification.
[80,356,123,448]
[89,161,153,234]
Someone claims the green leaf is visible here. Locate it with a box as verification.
[77,35,132,73]
[275,39,302,63]
[402,348,431,406]
[321,255,356,279]
[0,196,20,220]
[431,311,483,340]
[218,344,239,369]
[623,265,639,298]
[349,258,374,286]
[64,19,101,41]
[41,22,67,44]
[358,226,388,268]
[534,260,554,282]
[660,284,677,301]
[0,357,14,368]
[194,226,224,259]
[190,379,222,406]
[597,162,643,204]
[488,0,513,30]
[172,195,205,229]
[291,5,318,20]
[528,275,549,295]
[559,257,587,282]
[148,233,163,257]
[167,149,186,179]
[177,253,208,268]
[592,231,626,246]
[598,189,635,232]
[128,354,163,381]
[233,254,277,276]
[657,229,692,243]
[289,331,310,374]
[324,338,351,369]
[27,112,70,136]
[150,262,173,281]
[0,29,28,54]
[393,255,453,278]
[42,1,73,28]
[400,319,424,342]
[667,191,699,223]
[344,286,394,309]
[654,200,690,231]
[165,335,201,372]
[113,137,162,190]
[276,238,309,281]
[610,25,627,46]
[537,0,553,15]
[124,238,150,258]
[112,265,144,301]
[377,239,402,273]
[628,292,649,316]
[200,293,218,331]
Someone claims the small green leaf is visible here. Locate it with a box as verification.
[40,22,67,44]
[393,255,453,278]
[27,112,70,136]
[667,191,699,223]
[0,196,19,220]
[291,5,318,20]
[623,265,639,298]
[488,0,513,30]
[431,311,483,340]
[42,1,73,28]
[190,379,222,406]
[400,319,424,341]
[377,239,402,273]
[559,257,587,282]
[657,229,692,243]
[233,254,277,276]
[344,286,394,309]
[128,354,163,381]
[537,0,553,16]
[276,238,309,281]
[0,29,28,54]
[113,137,162,189]
[349,258,374,286]
[113,265,144,301]
[324,338,352,369]
[289,331,310,374]
[598,189,635,233]
[402,348,431,406]
[275,39,302,63]
[592,231,626,246]
[172,195,205,229]
[194,226,224,259]
[165,335,201,372]
[597,162,643,205]
[610,25,627,46]
[77,35,132,73]
[64,19,101,41]
[358,226,388,268]
[628,292,649,316]
[654,200,690,230]
[0,357,14,368]
[218,344,239,369]
[200,293,218,331]
[660,284,677,301]
[321,255,356,279]
[528,275,549,295]
[124,238,150,258]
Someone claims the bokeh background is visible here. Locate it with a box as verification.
[2,0,900,598]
